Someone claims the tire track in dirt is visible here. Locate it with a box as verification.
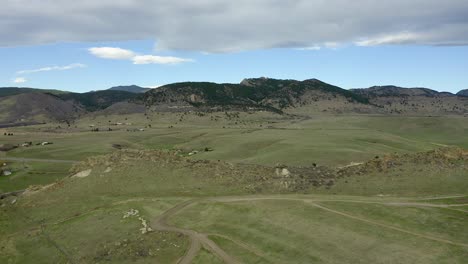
[207,233,276,263]
[385,202,468,213]
[7,194,466,263]
[414,195,467,200]
[308,202,468,248]
[213,196,468,211]
[39,223,76,264]
[211,196,468,248]
[150,200,240,264]
[11,209,76,263]
[152,196,467,264]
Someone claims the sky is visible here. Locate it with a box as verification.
[1,0,467,93]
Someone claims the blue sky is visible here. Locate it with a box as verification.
[1,1,467,93]
[1,41,467,93]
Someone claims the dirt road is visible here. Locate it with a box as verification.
[149,195,467,263]
[308,202,468,248]
[8,194,466,263]
[150,200,240,264]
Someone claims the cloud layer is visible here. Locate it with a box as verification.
[1,1,468,52]
[88,47,192,64]
[132,55,192,65]
[17,63,86,74]
[88,47,135,59]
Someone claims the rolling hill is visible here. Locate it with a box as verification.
[143,77,372,113]
[0,87,69,97]
[457,89,468,97]
[107,85,151,93]
[1,146,466,263]
[351,86,468,114]
[57,90,139,111]
[351,85,443,97]
[1,80,467,126]
[0,88,139,124]
[0,93,82,124]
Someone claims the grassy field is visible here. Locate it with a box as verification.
[1,113,467,263]
[171,198,467,264]
[0,161,71,193]
[315,163,468,197]
[1,113,466,193]
[2,114,467,164]
[0,198,190,263]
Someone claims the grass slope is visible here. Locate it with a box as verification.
[3,114,467,166]
[1,146,466,263]
[171,199,467,264]
[57,90,138,111]
[1,114,467,263]
[0,87,69,97]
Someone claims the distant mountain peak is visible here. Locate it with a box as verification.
[457,89,468,97]
[143,77,370,113]
[107,85,151,93]
[351,85,446,97]
[303,78,321,83]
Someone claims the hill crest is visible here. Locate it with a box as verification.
[107,85,151,93]
[143,78,370,113]
[457,89,468,97]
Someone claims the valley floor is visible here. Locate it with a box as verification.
[2,193,467,263]
[1,113,467,263]
[159,194,468,264]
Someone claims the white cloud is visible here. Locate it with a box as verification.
[296,46,321,51]
[355,32,422,46]
[1,1,468,51]
[17,63,86,74]
[88,47,135,59]
[324,42,341,49]
[89,47,193,65]
[13,77,27,83]
[132,55,193,65]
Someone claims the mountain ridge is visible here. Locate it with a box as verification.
[351,85,467,115]
[0,87,69,97]
[0,92,82,124]
[107,85,151,93]
[457,89,468,97]
[1,79,467,125]
[143,77,371,113]
[1,83,466,95]
[57,90,139,111]
[350,85,453,97]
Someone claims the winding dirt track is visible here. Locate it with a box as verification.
[150,196,468,263]
[207,233,274,262]
[307,202,468,248]
[150,200,240,264]
[7,192,466,263]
